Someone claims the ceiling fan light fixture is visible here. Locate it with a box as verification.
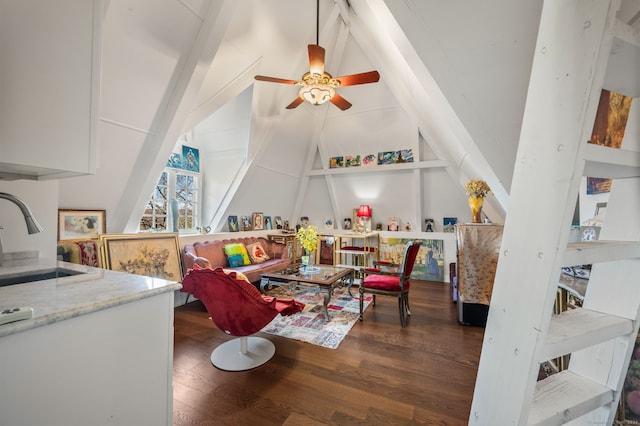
[299,84,334,105]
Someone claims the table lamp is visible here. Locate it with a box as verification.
[357,204,372,232]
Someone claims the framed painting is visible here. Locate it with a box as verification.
[264,216,273,230]
[166,152,182,169]
[182,145,200,172]
[274,216,284,229]
[99,233,182,281]
[443,217,457,233]
[252,212,264,230]
[241,215,252,231]
[227,215,239,232]
[58,209,106,241]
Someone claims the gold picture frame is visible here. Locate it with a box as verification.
[99,233,182,282]
[57,209,106,241]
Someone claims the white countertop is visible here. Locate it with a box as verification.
[0,258,181,338]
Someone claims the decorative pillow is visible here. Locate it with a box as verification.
[246,242,271,264]
[221,268,250,283]
[224,243,251,267]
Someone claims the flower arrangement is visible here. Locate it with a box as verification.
[465,179,492,198]
[296,225,319,254]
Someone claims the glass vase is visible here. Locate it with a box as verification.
[468,196,484,223]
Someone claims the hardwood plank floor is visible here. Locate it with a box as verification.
[173,280,485,425]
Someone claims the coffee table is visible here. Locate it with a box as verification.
[259,264,355,320]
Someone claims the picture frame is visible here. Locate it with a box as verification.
[227,215,239,232]
[387,216,399,231]
[182,145,200,172]
[264,216,273,230]
[241,215,252,231]
[443,217,458,233]
[329,156,344,168]
[166,152,182,169]
[58,209,106,241]
[316,236,335,265]
[99,233,182,281]
[324,217,334,230]
[252,212,264,230]
[274,216,283,229]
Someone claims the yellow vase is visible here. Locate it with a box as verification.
[468,196,484,223]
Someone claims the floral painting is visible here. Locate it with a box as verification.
[99,233,182,281]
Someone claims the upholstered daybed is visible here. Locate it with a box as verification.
[181,237,291,283]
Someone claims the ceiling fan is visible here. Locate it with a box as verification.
[254,0,380,111]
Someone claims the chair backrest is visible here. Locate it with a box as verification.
[181,267,285,336]
[400,239,422,281]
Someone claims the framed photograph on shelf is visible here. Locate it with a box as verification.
[264,216,273,230]
[252,212,264,230]
[329,156,344,168]
[387,216,400,231]
[227,215,239,232]
[58,209,106,241]
[274,216,283,229]
[324,217,334,229]
[99,233,182,281]
[443,217,457,233]
[241,215,252,231]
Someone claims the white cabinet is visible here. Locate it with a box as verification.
[0,292,175,425]
[0,0,101,180]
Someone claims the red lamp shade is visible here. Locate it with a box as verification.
[357,205,372,218]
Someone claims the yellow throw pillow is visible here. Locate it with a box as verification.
[224,243,251,267]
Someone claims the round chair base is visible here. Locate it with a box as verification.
[210,336,275,371]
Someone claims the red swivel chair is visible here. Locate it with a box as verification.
[359,239,422,326]
[181,267,305,371]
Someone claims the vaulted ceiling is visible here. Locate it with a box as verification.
[87,0,640,232]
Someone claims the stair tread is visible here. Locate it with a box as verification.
[584,144,640,179]
[541,307,633,362]
[563,240,640,267]
[529,370,614,426]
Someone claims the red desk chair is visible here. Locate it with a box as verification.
[181,267,305,371]
[359,239,422,326]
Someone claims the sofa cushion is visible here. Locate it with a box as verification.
[246,241,270,264]
[224,243,251,267]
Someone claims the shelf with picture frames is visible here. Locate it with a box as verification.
[333,231,380,282]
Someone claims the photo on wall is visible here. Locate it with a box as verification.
[182,145,200,172]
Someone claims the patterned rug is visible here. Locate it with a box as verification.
[261,286,373,349]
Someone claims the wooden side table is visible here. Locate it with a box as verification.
[267,233,301,263]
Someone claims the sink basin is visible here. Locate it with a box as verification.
[0,267,86,287]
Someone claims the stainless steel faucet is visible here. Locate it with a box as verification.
[0,192,43,267]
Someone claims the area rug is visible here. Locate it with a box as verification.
[261,286,373,349]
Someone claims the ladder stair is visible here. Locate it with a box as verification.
[528,370,614,426]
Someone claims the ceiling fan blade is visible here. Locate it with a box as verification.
[308,44,325,75]
[335,71,380,87]
[286,96,305,109]
[330,93,352,110]
[255,75,298,85]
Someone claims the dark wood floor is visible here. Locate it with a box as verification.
[173,280,485,425]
